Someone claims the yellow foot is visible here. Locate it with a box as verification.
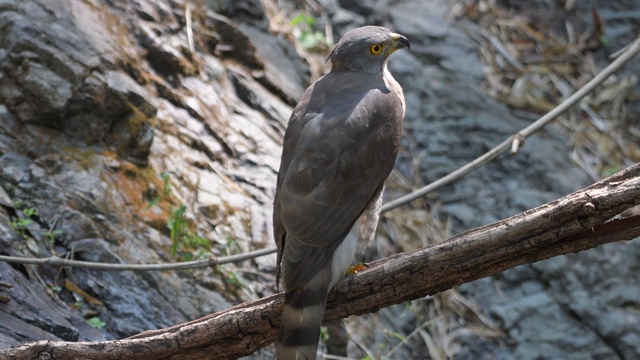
[345,262,367,275]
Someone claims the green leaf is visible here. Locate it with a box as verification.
[87,317,106,329]
[385,329,405,341]
[160,172,171,195]
[299,32,326,50]
[44,230,63,245]
[289,13,314,27]
[194,235,210,248]
[144,196,162,210]
[603,165,619,177]
[169,237,179,257]
[320,326,329,342]
[174,204,187,216]
[22,207,37,217]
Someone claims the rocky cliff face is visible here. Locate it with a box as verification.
[0,0,291,349]
[1,0,639,359]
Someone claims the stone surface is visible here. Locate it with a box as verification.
[0,0,285,349]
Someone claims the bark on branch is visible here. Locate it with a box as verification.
[3,164,640,360]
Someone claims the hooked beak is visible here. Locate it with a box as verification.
[391,33,410,51]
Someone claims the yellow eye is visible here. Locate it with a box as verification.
[369,44,383,55]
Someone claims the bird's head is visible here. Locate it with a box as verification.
[327,26,410,75]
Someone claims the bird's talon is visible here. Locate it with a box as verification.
[345,262,368,275]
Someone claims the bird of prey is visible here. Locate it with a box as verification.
[273,25,409,359]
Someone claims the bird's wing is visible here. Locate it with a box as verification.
[274,72,404,290]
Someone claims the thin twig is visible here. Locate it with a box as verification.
[455,19,524,71]
[186,3,194,52]
[383,316,443,359]
[0,247,276,271]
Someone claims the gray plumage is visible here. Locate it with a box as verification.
[273,26,409,360]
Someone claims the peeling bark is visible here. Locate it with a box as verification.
[2,164,640,359]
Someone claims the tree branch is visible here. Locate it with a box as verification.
[2,163,639,359]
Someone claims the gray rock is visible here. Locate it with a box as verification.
[70,238,123,263]
[389,1,450,39]
[0,0,278,346]
[331,8,366,30]
[0,262,106,342]
[15,60,73,119]
[106,71,156,118]
[239,24,310,105]
[205,0,266,20]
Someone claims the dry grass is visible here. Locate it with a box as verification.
[451,0,639,180]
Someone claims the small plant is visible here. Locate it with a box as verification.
[224,269,244,286]
[290,13,327,51]
[11,206,36,238]
[167,204,187,257]
[220,236,240,257]
[145,172,172,210]
[603,164,619,177]
[11,217,33,238]
[43,229,63,245]
[320,326,329,342]
[87,316,106,329]
[22,207,37,217]
[11,203,63,244]
[146,172,211,261]
[167,204,211,261]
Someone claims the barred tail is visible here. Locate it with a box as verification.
[275,261,332,360]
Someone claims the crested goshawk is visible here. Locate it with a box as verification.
[273,25,410,359]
